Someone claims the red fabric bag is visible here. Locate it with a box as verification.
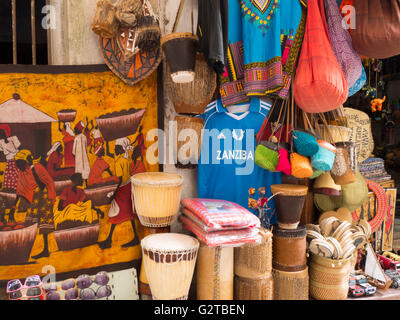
[293,0,348,113]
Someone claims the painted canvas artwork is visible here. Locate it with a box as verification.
[381,188,397,252]
[0,66,159,282]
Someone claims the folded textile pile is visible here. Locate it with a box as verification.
[359,157,392,183]
[179,198,261,247]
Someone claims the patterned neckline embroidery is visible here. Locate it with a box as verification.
[251,0,271,13]
[241,0,280,36]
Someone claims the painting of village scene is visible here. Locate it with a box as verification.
[0,69,159,280]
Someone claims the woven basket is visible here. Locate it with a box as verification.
[234,274,273,300]
[234,228,272,278]
[165,53,217,114]
[273,267,309,300]
[319,125,352,144]
[309,253,352,300]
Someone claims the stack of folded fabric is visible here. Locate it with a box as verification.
[179,198,261,247]
[359,157,392,183]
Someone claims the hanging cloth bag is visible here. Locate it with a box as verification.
[351,0,400,59]
[288,92,313,179]
[275,100,292,176]
[310,114,337,172]
[292,111,319,157]
[324,0,362,89]
[254,101,283,172]
[293,0,348,113]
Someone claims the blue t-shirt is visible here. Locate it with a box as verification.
[198,98,282,222]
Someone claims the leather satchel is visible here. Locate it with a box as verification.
[351,0,400,59]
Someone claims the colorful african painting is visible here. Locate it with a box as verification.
[0,65,159,282]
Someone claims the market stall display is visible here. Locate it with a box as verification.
[6,0,400,303]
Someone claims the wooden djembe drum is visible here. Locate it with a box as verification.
[138,226,170,299]
[131,172,184,299]
[271,184,309,299]
[141,233,199,300]
[270,184,308,229]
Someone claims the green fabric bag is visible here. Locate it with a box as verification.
[255,141,279,172]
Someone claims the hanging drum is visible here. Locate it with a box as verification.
[131,172,184,227]
[141,233,199,300]
[165,53,217,115]
[330,142,357,185]
[272,225,307,272]
[175,115,204,169]
[161,32,199,83]
[270,184,308,230]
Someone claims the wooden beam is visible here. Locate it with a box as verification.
[12,0,17,64]
[31,0,37,65]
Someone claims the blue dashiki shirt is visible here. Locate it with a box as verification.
[241,0,306,99]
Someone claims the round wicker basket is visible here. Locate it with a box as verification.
[319,125,352,144]
[309,253,352,300]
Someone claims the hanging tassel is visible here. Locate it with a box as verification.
[136,15,161,52]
